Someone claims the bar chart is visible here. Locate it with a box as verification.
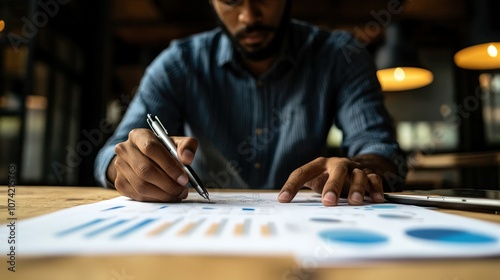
[3,192,500,264]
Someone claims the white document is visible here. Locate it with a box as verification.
[1,192,500,266]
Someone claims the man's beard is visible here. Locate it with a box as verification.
[215,2,291,61]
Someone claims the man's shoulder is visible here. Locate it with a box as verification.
[150,27,223,68]
[170,28,223,52]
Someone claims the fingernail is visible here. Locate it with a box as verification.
[374,193,385,202]
[177,175,189,186]
[278,191,290,202]
[323,192,337,205]
[351,192,363,204]
[182,149,194,162]
[178,187,189,199]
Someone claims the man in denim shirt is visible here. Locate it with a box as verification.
[95,0,406,206]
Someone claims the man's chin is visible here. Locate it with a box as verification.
[237,43,275,61]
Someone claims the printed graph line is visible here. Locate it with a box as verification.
[113,218,157,239]
[56,219,107,237]
[102,206,125,211]
[85,219,129,238]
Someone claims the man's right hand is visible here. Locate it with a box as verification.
[106,128,199,202]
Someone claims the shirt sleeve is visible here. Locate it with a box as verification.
[332,32,407,191]
[94,42,187,188]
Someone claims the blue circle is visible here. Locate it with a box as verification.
[406,228,497,244]
[310,218,343,223]
[319,229,388,244]
[379,214,413,220]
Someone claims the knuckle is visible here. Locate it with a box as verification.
[352,168,367,177]
[294,166,305,176]
[133,181,150,195]
[141,139,158,155]
[368,173,383,184]
[315,157,327,164]
[114,143,125,155]
[114,176,125,190]
[128,129,138,139]
[337,158,351,166]
[332,164,348,174]
[136,163,155,179]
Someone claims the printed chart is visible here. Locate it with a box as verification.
[1,192,499,265]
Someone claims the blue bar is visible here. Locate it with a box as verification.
[84,219,129,238]
[242,208,255,211]
[102,206,125,211]
[56,219,106,237]
[113,219,157,239]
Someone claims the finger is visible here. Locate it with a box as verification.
[128,129,190,187]
[171,136,199,165]
[114,172,162,202]
[347,168,368,206]
[367,173,385,203]
[321,162,350,206]
[115,140,187,198]
[303,172,329,194]
[279,158,327,203]
[114,156,182,202]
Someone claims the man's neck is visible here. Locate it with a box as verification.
[242,55,278,77]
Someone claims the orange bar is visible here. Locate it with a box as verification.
[148,222,172,237]
[234,223,244,236]
[261,224,271,237]
[205,223,219,237]
[177,222,196,236]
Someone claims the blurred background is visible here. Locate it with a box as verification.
[0,0,499,189]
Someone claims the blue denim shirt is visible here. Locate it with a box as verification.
[95,20,404,191]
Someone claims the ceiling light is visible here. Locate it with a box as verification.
[377,67,434,92]
[454,0,500,70]
[455,43,500,70]
[375,22,434,92]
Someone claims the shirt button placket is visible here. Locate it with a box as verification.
[253,78,265,185]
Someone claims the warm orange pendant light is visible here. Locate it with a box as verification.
[376,22,433,92]
[454,0,500,70]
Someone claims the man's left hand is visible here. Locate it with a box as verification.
[277,156,388,206]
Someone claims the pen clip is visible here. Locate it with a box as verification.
[154,115,168,134]
[146,114,159,137]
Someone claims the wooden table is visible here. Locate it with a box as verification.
[1,186,499,280]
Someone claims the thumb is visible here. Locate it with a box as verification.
[171,136,198,165]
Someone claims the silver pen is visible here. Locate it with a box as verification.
[147,114,210,200]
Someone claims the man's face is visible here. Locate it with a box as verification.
[211,0,288,60]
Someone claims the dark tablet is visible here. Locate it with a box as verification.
[384,189,500,213]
